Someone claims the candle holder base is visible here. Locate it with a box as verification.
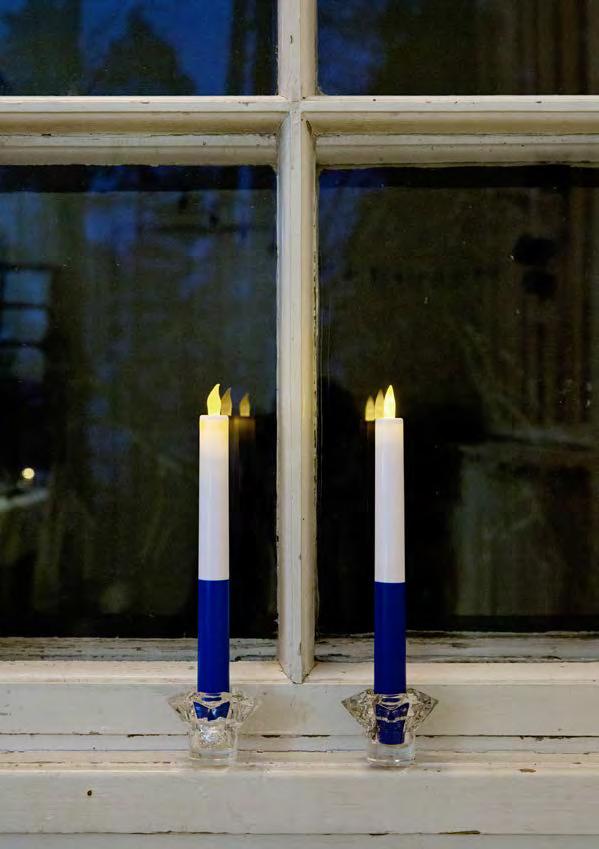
[169,690,257,765]
[342,688,437,768]
[366,734,415,768]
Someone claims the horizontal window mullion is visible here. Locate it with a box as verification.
[0,133,277,166]
[0,96,288,135]
[303,95,599,135]
[317,133,599,167]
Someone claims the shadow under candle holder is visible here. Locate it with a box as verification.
[342,688,438,768]
[169,690,258,765]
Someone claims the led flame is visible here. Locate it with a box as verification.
[364,396,375,422]
[374,389,385,420]
[221,387,233,416]
[383,385,396,419]
[239,393,251,417]
[21,467,35,481]
[206,383,221,415]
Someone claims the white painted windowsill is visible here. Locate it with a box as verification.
[1,748,598,838]
[0,652,598,839]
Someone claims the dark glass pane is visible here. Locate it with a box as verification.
[319,166,599,633]
[0,0,275,95]
[0,165,277,637]
[319,0,595,95]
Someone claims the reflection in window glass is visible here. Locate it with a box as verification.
[319,167,599,634]
[0,0,275,95]
[319,0,596,95]
[0,166,277,637]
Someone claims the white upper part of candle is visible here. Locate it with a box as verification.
[198,414,229,581]
[375,416,405,583]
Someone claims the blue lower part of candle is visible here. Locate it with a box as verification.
[374,700,409,745]
[374,581,407,696]
[197,578,230,694]
[193,697,231,722]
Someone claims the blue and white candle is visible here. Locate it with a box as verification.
[374,385,406,696]
[198,384,230,694]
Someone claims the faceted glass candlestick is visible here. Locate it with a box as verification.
[169,690,257,765]
[342,688,437,768]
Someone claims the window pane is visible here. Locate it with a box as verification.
[0,165,277,637]
[318,166,599,633]
[4,270,51,305]
[0,0,275,95]
[1,306,48,342]
[319,0,596,95]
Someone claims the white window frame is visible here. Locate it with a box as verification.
[1,0,599,752]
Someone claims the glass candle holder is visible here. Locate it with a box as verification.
[342,688,437,768]
[169,690,258,765]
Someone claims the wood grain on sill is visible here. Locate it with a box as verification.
[3,633,598,663]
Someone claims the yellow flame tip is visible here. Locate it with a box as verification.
[206,383,221,415]
[383,385,396,418]
[221,387,233,416]
[239,393,251,417]
[364,396,375,422]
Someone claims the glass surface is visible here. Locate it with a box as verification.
[319,0,597,95]
[0,165,277,637]
[0,0,275,95]
[319,166,599,633]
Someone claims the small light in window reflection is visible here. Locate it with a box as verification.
[221,387,233,416]
[383,385,396,419]
[364,395,375,422]
[21,467,35,481]
[207,383,221,415]
[239,393,251,417]
[374,389,385,420]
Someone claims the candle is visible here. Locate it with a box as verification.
[229,393,257,628]
[374,389,385,421]
[230,393,257,474]
[364,394,376,453]
[374,385,406,696]
[363,395,376,558]
[220,386,233,416]
[364,395,375,425]
[198,383,230,694]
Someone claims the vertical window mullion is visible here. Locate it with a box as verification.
[278,0,317,101]
[277,0,318,682]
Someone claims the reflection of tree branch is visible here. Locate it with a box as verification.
[68,373,196,484]
[33,468,96,611]
[474,472,564,576]
[85,8,195,95]
[128,429,195,483]
[456,320,530,429]
[140,476,171,563]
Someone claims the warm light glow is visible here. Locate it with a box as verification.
[383,385,396,419]
[239,393,251,417]
[221,387,232,416]
[206,383,221,415]
[374,389,385,419]
[21,467,35,481]
[364,396,375,422]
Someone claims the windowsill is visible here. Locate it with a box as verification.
[1,747,598,837]
[1,646,598,838]
[1,654,598,740]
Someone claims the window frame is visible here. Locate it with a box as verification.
[0,0,597,728]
